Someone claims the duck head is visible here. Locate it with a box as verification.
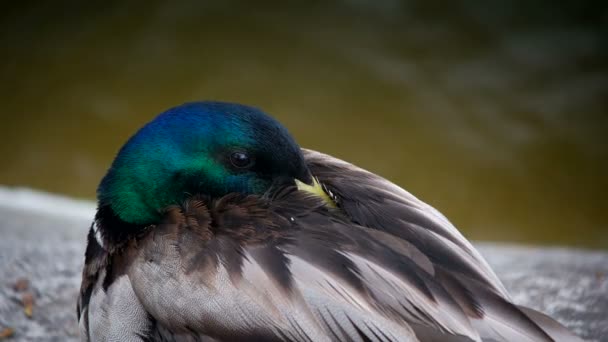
[97,101,312,227]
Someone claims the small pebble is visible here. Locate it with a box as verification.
[0,328,14,339]
[13,278,29,292]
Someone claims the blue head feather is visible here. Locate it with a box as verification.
[98,101,309,225]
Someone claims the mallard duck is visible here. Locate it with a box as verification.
[77,101,582,341]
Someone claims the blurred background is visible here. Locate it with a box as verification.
[0,1,606,248]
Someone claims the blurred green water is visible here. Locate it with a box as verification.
[0,1,607,248]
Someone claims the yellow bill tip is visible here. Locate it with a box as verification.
[295,177,336,208]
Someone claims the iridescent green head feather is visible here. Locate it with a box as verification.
[98,101,311,225]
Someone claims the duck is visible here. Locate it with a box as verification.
[77,101,583,342]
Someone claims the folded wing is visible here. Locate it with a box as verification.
[80,149,582,341]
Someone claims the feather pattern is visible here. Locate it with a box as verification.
[78,149,583,341]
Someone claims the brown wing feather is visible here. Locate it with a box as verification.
[303,149,508,297]
[123,192,421,341]
[115,188,526,341]
[303,148,584,342]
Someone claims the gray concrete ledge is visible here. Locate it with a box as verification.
[0,187,606,341]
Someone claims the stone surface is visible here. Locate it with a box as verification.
[477,245,608,342]
[0,187,606,341]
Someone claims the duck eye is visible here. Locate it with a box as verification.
[229,151,253,169]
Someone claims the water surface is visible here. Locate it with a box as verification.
[1,1,606,247]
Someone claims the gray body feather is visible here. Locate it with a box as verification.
[77,150,583,342]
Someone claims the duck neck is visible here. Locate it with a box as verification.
[95,204,146,251]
